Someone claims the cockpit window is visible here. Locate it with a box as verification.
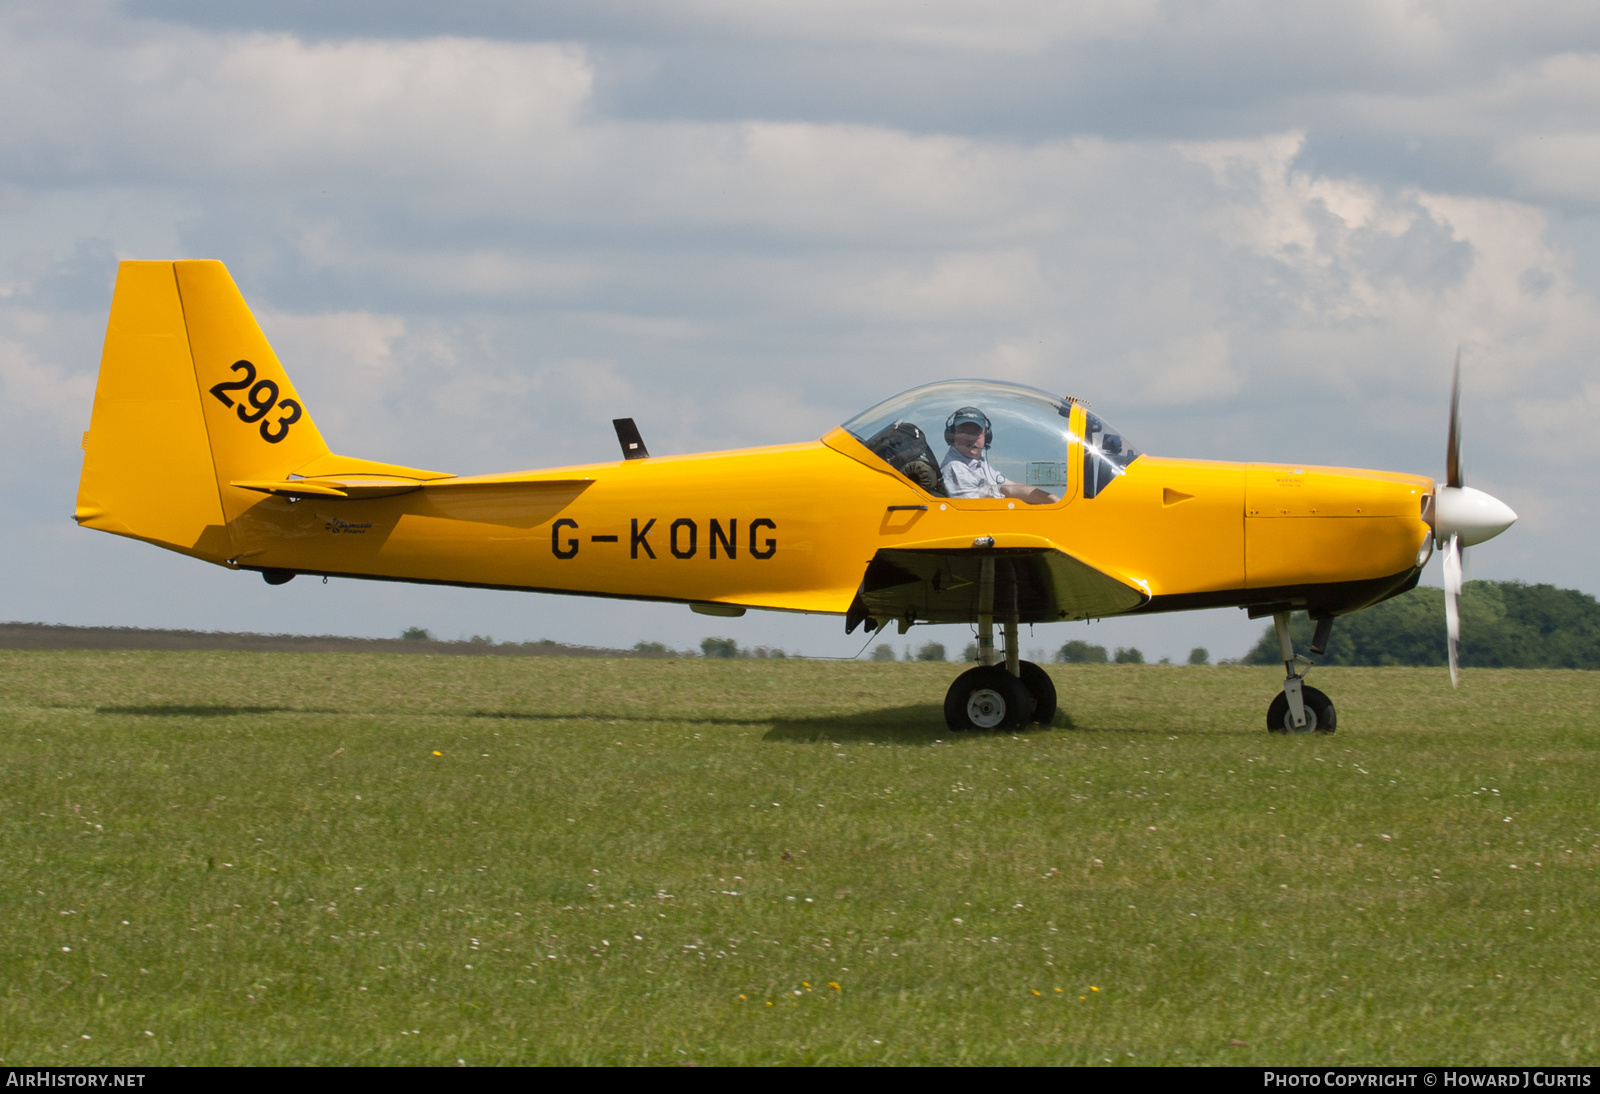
[1082,410,1141,499]
[842,380,1081,504]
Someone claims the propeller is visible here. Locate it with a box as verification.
[1429,350,1517,686]
[1442,530,1462,686]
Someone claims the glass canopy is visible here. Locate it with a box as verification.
[841,379,1140,502]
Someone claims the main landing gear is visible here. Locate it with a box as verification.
[1267,611,1337,734]
[943,556,1056,731]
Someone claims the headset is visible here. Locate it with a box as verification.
[944,406,993,448]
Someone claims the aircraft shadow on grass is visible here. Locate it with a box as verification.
[764,704,969,744]
[466,703,971,744]
[97,704,319,717]
[92,704,966,740]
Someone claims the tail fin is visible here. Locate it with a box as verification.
[76,260,331,560]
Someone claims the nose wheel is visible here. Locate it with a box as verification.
[1268,684,1336,733]
[1265,611,1337,735]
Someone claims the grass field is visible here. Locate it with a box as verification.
[2,651,1598,1065]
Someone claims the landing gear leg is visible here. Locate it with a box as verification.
[976,556,996,667]
[1275,612,1308,730]
[944,554,1036,731]
[1266,611,1336,734]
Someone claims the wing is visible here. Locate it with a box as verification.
[845,536,1150,632]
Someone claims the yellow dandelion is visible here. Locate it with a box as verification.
[1031,989,1041,996]
[1079,996,1086,1000]
[1090,986,1099,992]
[766,1001,773,1007]
[802,981,810,988]
[738,994,746,1001]
[1055,988,1063,993]
[432,751,442,756]
[828,982,841,992]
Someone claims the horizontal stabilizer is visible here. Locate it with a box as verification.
[232,477,427,500]
[232,470,594,500]
[292,453,454,481]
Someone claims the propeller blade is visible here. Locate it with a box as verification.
[1446,348,1463,489]
[1443,533,1462,687]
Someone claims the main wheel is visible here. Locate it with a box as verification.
[1017,661,1057,726]
[944,666,1032,731]
[1266,685,1336,734]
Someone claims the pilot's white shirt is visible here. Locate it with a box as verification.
[940,448,1007,499]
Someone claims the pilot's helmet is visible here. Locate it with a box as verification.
[944,406,993,447]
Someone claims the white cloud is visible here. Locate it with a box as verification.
[655,0,1163,51]
[0,335,95,435]
[0,18,593,185]
[255,309,408,449]
[1497,132,1600,207]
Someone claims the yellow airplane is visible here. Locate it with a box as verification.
[75,261,1517,733]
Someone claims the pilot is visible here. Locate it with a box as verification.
[940,407,1056,504]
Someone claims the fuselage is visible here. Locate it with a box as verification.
[220,426,1435,620]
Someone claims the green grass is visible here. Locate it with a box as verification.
[2,652,1598,1065]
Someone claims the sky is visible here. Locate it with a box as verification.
[3,0,1597,661]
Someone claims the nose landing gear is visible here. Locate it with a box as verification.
[1268,611,1336,734]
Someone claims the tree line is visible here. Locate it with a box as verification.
[1244,581,1600,668]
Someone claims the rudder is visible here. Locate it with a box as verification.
[174,260,330,525]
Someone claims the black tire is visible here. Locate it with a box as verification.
[1266,685,1336,734]
[944,666,1032,732]
[1017,661,1057,726]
